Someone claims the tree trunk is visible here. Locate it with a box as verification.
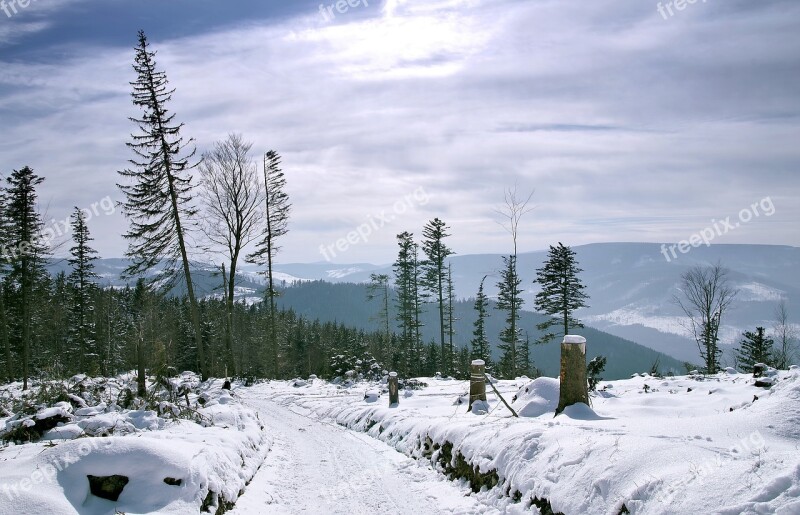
[137,336,146,397]
[468,360,487,411]
[388,372,399,406]
[556,335,589,415]
[21,260,29,391]
[0,290,11,383]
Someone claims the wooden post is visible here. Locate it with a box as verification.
[556,335,590,415]
[388,372,399,406]
[468,360,487,411]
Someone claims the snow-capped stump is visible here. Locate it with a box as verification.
[468,360,487,412]
[388,372,399,406]
[87,474,129,502]
[556,335,590,415]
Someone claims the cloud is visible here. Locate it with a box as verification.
[0,0,798,263]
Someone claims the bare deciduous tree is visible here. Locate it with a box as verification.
[199,133,263,375]
[674,262,738,374]
[772,300,798,369]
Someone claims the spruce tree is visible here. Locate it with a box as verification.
[3,166,49,390]
[117,31,206,379]
[736,327,774,372]
[247,150,290,377]
[0,185,11,382]
[67,207,99,374]
[534,242,589,344]
[393,232,423,375]
[367,273,391,337]
[470,275,492,367]
[496,254,523,377]
[421,218,454,373]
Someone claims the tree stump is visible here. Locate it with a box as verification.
[468,360,487,411]
[556,335,589,415]
[388,372,399,406]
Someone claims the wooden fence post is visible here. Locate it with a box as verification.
[468,360,487,411]
[556,335,589,415]
[388,371,399,406]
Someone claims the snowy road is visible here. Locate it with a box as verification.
[230,393,499,515]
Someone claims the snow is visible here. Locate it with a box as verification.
[241,369,800,514]
[563,335,587,344]
[4,368,799,514]
[229,394,500,515]
[0,376,270,514]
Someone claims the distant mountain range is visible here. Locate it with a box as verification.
[46,243,799,369]
[267,243,800,365]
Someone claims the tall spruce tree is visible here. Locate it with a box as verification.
[494,186,533,378]
[0,184,11,382]
[445,263,457,373]
[736,327,774,372]
[496,255,524,377]
[470,275,491,366]
[3,167,49,390]
[393,232,423,375]
[533,242,589,344]
[367,273,391,337]
[67,207,99,374]
[421,218,454,373]
[117,31,206,379]
[247,150,290,377]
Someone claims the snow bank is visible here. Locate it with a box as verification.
[0,376,270,514]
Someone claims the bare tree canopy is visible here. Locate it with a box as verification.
[674,262,738,374]
[772,300,798,369]
[199,133,263,375]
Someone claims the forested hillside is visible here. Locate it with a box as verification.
[277,280,685,378]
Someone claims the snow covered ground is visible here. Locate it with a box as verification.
[2,368,798,514]
[245,368,800,514]
[0,375,269,514]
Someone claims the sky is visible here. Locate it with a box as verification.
[0,0,798,265]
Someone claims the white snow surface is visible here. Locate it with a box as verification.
[0,378,270,514]
[242,370,800,514]
[230,389,500,514]
[4,370,799,514]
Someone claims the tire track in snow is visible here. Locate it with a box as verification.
[230,395,500,515]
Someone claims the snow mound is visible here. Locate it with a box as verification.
[511,377,559,417]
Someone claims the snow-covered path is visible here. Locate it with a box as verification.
[230,393,499,515]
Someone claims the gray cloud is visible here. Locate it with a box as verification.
[0,0,797,264]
